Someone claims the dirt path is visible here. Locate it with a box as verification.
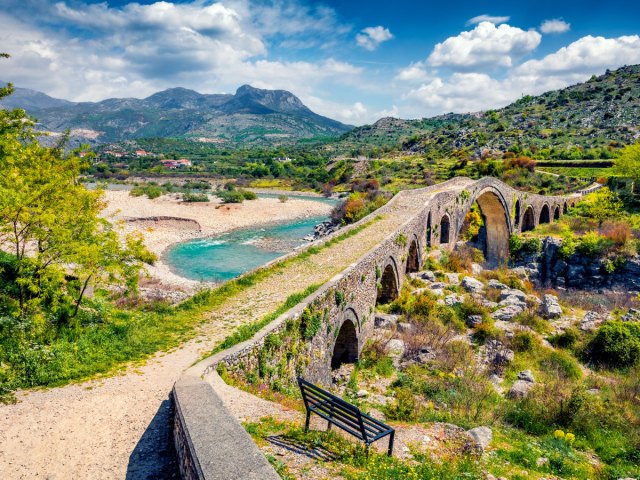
[0,186,455,479]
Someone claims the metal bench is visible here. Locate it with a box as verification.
[297,376,395,456]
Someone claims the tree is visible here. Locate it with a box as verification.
[572,187,623,226]
[0,54,155,319]
[614,141,640,193]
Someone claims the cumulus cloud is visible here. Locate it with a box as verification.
[467,14,510,25]
[356,26,393,51]
[428,22,541,69]
[402,33,640,117]
[394,62,430,83]
[0,0,364,106]
[540,19,571,34]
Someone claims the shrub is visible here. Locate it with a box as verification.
[576,231,608,257]
[587,321,640,368]
[217,190,245,203]
[549,327,580,349]
[540,350,583,380]
[278,194,288,203]
[182,192,209,202]
[511,330,539,352]
[601,221,632,246]
[239,189,257,200]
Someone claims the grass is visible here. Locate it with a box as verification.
[0,216,383,394]
[537,166,618,178]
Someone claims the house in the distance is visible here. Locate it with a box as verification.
[135,149,154,157]
[160,158,192,169]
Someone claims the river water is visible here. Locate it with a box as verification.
[165,194,337,282]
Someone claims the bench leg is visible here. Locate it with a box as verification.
[387,431,395,457]
[304,410,311,432]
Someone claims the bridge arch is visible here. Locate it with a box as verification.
[331,308,360,370]
[439,214,451,245]
[554,205,561,221]
[522,206,536,232]
[539,204,551,224]
[563,202,568,214]
[377,256,400,304]
[514,199,521,228]
[406,234,421,273]
[463,188,511,264]
[426,212,432,248]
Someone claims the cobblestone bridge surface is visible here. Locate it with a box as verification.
[0,177,595,479]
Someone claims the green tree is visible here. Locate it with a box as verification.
[573,187,623,225]
[614,141,640,192]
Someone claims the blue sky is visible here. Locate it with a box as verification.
[1,0,639,124]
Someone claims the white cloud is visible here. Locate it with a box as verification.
[540,19,571,34]
[394,62,430,83]
[466,14,510,26]
[402,33,640,118]
[428,22,541,69]
[356,26,393,51]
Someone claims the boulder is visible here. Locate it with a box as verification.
[541,294,562,319]
[430,282,447,289]
[397,322,416,334]
[421,270,436,282]
[386,338,406,355]
[415,347,436,364]
[466,315,483,327]
[374,313,399,329]
[622,308,640,322]
[508,380,533,399]
[461,276,485,294]
[444,294,464,306]
[356,389,369,398]
[517,369,535,383]
[579,311,601,332]
[471,263,484,275]
[445,272,460,284]
[488,279,508,290]
[466,426,493,453]
[492,305,524,321]
[431,288,445,297]
[499,289,527,302]
[498,295,527,309]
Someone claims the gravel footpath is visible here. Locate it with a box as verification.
[0,187,449,479]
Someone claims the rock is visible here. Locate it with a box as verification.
[444,273,460,284]
[499,289,527,302]
[431,288,445,297]
[526,294,542,306]
[481,300,498,309]
[466,315,483,327]
[536,457,549,467]
[511,267,529,279]
[416,347,436,364]
[488,279,508,290]
[517,370,535,383]
[444,294,464,306]
[374,313,399,329]
[540,294,562,319]
[622,308,640,322]
[580,311,601,332]
[498,295,527,309]
[420,270,436,282]
[386,339,406,356]
[492,305,525,321]
[397,322,416,334]
[356,389,369,398]
[485,340,515,368]
[508,380,533,399]
[471,263,483,275]
[430,282,447,289]
[461,276,485,294]
[466,426,492,452]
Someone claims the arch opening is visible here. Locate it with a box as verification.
[426,212,432,248]
[377,261,399,304]
[554,206,561,221]
[563,202,568,214]
[406,238,420,273]
[522,206,535,232]
[331,319,358,370]
[440,214,451,245]
[539,204,551,224]
[459,190,510,265]
[514,200,521,227]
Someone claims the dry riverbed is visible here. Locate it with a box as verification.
[102,190,334,291]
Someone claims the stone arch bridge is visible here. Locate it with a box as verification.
[173,177,599,479]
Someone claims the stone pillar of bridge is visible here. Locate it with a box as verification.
[475,191,510,265]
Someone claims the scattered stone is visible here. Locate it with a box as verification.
[579,311,601,332]
[466,315,483,327]
[444,294,464,306]
[397,322,416,334]
[492,305,525,321]
[622,308,640,322]
[481,300,498,309]
[540,294,562,319]
[374,313,399,330]
[499,289,527,302]
[386,339,406,355]
[488,279,508,290]
[511,267,529,279]
[420,270,436,282]
[508,380,533,399]
[517,370,535,383]
[461,276,485,294]
[356,389,369,398]
[444,273,460,284]
[430,282,447,289]
[526,294,542,307]
[471,263,483,275]
[415,347,436,364]
[431,288,445,297]
[466,426,492,453]
[536,457,549,467]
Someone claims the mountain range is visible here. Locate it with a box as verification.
[0,84,353,147]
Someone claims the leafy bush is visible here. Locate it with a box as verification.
[587,321,640,368]
[182,192,209,202]
[576,231,608,257]
[511,330,540,352]
[217,190,245,203]
[278,194,288,203]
